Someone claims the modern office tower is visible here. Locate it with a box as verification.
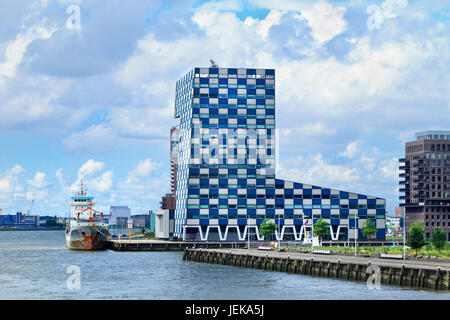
[399,130,450,240]
[155,128,179,239]
[172,66,386,241]
[170,127,180,193]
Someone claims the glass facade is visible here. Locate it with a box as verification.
[173,67,386,241]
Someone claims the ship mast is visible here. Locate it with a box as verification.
[79,179,86,196]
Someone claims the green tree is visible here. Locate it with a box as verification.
[313,218,330,241]
[361,219,377,246]
[431,227,446,253]
[408,222,426,256]
[44,219,58,227]
[259,219,278,241]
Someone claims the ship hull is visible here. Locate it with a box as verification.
[65,224,109,250]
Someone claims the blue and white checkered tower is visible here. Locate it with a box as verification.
[173,66,386,242]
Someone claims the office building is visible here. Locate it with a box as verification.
[155,128,179,239]
[160,193,176,210]
[131,214,150,228]
[170,66,386,242]
[170,127,180,193]
[399,130,450,239]
[110,206,131,227]
[149,210,156,232]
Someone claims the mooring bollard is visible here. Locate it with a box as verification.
[336,259,341,278]
[435,267,441,290]
[399,264,405,286]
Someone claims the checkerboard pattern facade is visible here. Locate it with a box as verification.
[173,67,386,241]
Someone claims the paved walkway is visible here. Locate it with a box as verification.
[197,248,450,271]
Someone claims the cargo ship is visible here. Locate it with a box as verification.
[65,181,109,250]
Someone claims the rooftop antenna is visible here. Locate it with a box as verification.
[210,59,218,68]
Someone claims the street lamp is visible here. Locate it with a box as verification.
[277,213,280,249]
[247,211,250,250]
[354,214,357,257]
[403,209,406,260]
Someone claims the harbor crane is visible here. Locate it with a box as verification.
[27,199,34,215]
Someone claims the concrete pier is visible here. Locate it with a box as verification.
[183,248,450,291]
[106,239,246,251]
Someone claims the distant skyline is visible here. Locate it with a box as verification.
[0,0,448,217]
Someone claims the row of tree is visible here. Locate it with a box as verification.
[258,218,380,241]
[258,218,377,242]
[259,219,447,253]
[408,222,446,253]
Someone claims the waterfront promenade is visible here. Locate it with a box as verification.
[183,248,450,290]
[192,248,450,270]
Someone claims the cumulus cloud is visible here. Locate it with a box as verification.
[294,0,347,44]
[26,171,48,188]
[8,165,25,175]
[360,155,376,171]
[26,189,47,201]
[131,159,161,178]
[0,22,57,78]
[0,165,25,200]
[250,0,347,44]
[88,171,113,192]
[381,0,409,19]
[56,159,112,196]
[62,125,121,153]
[0,0,448,215]
[78,159,105,180]
[339,141,362,159]
[278,154,360,188]
[378,158,400,179]
[113,158,167,212]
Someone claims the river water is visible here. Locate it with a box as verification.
[0,231,448,300]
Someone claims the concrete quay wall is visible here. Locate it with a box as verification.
[183,248,450,291]
[106,240,246,251]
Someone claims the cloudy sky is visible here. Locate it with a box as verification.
[0,0,448,217]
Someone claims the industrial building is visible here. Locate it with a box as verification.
[131,214,150,228]
[0,212,39,228]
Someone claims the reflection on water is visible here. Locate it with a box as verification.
[0,246,66,250]
[0,231,449,300]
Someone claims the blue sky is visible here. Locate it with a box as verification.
[0,0,448,217]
